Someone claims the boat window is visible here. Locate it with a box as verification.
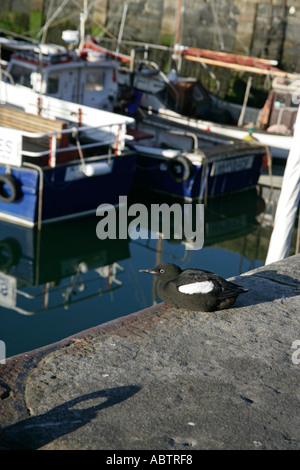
[85,72,105,91]
[9,64,33,88]
[47,75,59,94]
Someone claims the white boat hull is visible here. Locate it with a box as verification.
[154,108,291,160]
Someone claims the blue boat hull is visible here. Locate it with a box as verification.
[133,151,263,200]
[0,153,136,225]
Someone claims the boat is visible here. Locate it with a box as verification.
[0,80,136,227]
[0,33,270,202]
[126,113,269,201]
[0,32,167,115]
[2,0,299,162]
[81,36,300,161]
[0,35,120,113]
[143,57,300,161]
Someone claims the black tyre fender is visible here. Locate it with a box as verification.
[0,237,21,269]
[0,174,21,203]
[167,155,193,183]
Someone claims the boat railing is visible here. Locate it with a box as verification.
[17,121,128,168]
[168,129,202,154]
[134,58,181,109]
[4,263,123,316]
[0,68,14,85]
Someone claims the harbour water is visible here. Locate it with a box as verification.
[0,187,277,359]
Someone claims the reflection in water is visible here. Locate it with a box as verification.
[0,216,130,315]
[0,188,269,358]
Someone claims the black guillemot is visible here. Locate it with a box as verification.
[140,262,249,312]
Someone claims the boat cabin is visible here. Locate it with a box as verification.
[256,77,299,135]
[3,44,119,112]
[163,77,212,118]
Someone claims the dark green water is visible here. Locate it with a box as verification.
[0,188,267,359]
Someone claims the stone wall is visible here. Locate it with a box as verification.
[105,0,164,44]
[2,0,300,72]
[0,0,31,33]
[163,0,300,71]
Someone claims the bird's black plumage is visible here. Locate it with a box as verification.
[140,262,248,312]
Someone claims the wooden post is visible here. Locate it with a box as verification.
[237,75,252,127]
[175,0,182,46]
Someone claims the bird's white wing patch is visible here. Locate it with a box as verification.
[178,281,214,294]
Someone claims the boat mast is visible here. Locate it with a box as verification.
[116,0,129,58]
[173,0,184,74]
[175,0,182,47]
[79,0,88,51]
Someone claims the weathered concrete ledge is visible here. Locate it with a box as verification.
[0,255,300,450]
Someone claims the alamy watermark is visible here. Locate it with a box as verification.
[0,340,6,364]
[96,196,204,250]
[291,340,300,365]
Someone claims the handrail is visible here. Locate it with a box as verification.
[0,69,15,85]
[1,121,127,161]
[168,129,198,151]
[21,142,116,158]
[134,59,180,109]
[10,120,128,140]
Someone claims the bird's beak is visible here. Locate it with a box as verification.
[139,269,157,275]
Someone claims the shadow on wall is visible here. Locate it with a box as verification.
[1,385,141,450]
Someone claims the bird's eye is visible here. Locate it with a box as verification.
[159,269,165,273]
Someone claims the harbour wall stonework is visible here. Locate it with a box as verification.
[2,0,300,71]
